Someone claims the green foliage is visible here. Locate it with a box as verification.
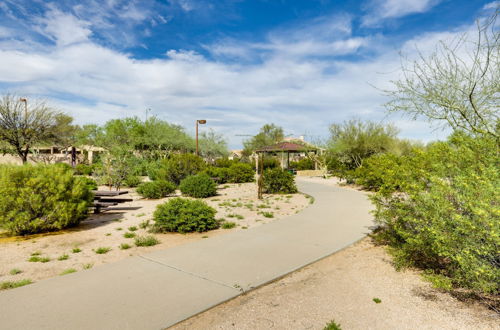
[327,119,399,179]
[119,243,131,250]
[323,320,342,330]
[57,254,69,261]
[75,163,93,176]
[153,198,219,233]
[123,175,142,187]
[60,269,77,276]
[261,211,274,218]
[0,279,32,290]
[203,166,230,184]
[262,157,280,170]
[227,163,255,183]
[372,298,382,304]
[214,158,239,168]
[198,129,229,160]
[136,180,176,199]
[153,153,206,184]
[9,268,22,275]
[72,248,81,253]
[179,174,217,198]
[123,232,136,238]
[0,164,93,235]
[243,123,284,156]
[289,158,315,170]
[134,235,160,247]
[263,168,298,194]
[79,176,98,190]
[221,221,236,229]
[371,134,500,294]
[352,153,405,192]
[94,247,111,254]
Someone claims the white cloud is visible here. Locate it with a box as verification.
[0,7,474,147]
[362,0,441,27]
[37,8,92,46]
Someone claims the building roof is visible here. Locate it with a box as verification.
[255,142,318,152]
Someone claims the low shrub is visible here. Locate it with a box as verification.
[372,134,500,294]
[94,247,111,254]
[221,221,236,229]
[80,177,98,190]
[60,269,77,276]
[179,174,217,198]
[263,168,298,194]
[203,166,230,184]
[136,180,176,199]
[75,163,93,176]
[123,175,142,187]
[119,243,131,250]
[227,163,254,183]
[289,158,315,170]
[352,153,404,192]
[134,235,160,247]
[153,153,206,184]
[214,158,239,168]
[0,164,93,235]
[0,279,32,290]
[153,198,219,233]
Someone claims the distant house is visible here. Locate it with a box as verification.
[228,149,243,160]
[0,145,105,165]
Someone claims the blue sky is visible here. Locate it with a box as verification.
[0,0,497,148]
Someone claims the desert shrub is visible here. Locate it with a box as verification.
[227,163,254,183]
[75,163,93,176]
[179,174,217,198]
[153,153,206,184]
[214,158,239,168]
[136,180,176,199]
[372,134,500,294]
[262,157,280,169]
[352,153,404,192]
[153,198,219,233]
[134,235,160,247]
[0,164,93,235]
[79,176,98,190]
[203,166,230,184]
[289,158,315,170]
[123,175,142,187]
[263,168,298,194]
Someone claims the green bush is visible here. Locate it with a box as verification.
[262,157,280,169]
[153,198,219,233]
[75,163,93,176]
[136,180,176,199]
[290,158,315,170]
[263,168,298,194]
[79,176,98,190]
[352,153,404,192]
[371,134,499,294]
[214,158,239,168]
[179,174,217,198]
[124,175,142,187]
[0,164,93,235]
[203,166,230,184]
[153,153,206,184]
[227,163,254,183]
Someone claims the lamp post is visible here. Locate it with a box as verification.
[196,119,206,156]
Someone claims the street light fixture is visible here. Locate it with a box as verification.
[196,119,207,156]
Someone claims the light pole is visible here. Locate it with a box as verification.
[195,119,206,156]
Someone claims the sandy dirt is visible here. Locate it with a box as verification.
[171,237,499,330]
[0,182,309,283]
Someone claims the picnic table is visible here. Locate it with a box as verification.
[92,190,133,213]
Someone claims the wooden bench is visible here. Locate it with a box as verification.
[92,190,132,214]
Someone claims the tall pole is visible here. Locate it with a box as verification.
[196,120,199,156]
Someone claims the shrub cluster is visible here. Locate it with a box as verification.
[123,175,142,187]
[179,174,217,198]
[370,134,499,294]
[75,163,93,176]
[136,180,176,199]
[153,198,219,233]
[289,158,315,170]
[152,153,206,184]
[263,168,298,194]
[227,163,254,183]
[203,166,230,184]
[0,164,93,235]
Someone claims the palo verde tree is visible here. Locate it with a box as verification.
[0,94,75,164]
[385,9,499,140]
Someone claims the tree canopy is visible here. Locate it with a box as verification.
[243,123,284,155]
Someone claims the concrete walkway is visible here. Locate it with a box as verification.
[0,178,374,330]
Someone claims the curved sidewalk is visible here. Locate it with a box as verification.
[0,178,374,330]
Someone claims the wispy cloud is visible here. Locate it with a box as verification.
[362,0,442,27]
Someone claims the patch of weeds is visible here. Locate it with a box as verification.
[219,201,232,207]
[112,219,123,223]
[223,185,230,188]
[115,227,123,231]
[324,320,342,330]
[60,268,77,276]
[28,256,41,262]
[286,195,292,198]
[123,232,136,239]
[94,247,111,254]
[235,202,243,207]
[136,213,146,217]
[128,226,138,232]
[275,206,280,210]
[202,235,208,238]
[0,279,32,290]
[212,198,220,201]
[235,214,244,220]
[221,222,236,229]
[257,204,269,209]
[72,248,82,253]
[105,233,111,236]
[57,254,69,261]
[82,263,93,269]
[9,268,22,275]
[31,251,41,256]
[134,235,160,247]
[119,243,132,250]
[372,298,382,304]
[261,211,274,218]
[241,226,248,229]
[305,194,315,204]
[244,203,254,210]
[139,220,150,229]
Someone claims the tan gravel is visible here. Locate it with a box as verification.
[0,182,308,283]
